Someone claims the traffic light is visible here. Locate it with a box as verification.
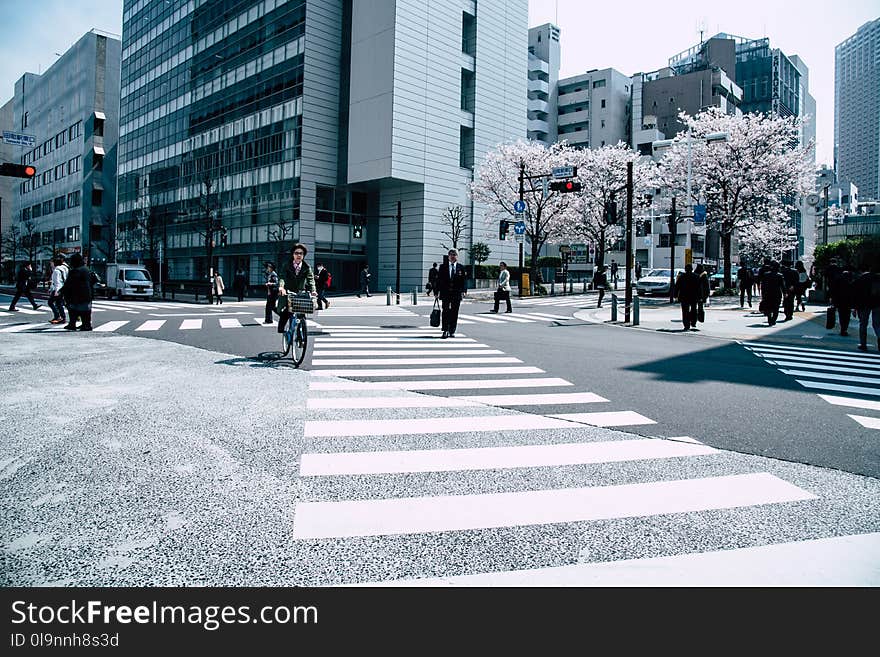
[499,219,510,240]
[219,226,228,247]
[604,197,618,224]
[549,179,582,193]
[352,224,363,239]
[0,163,36,178]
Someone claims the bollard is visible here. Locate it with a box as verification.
[550,282,555,295]
[611,294,618,322]
[569,280,574,294]
[386,286,392,305]
[411,289,417,305]
[633,295,640,326]
[583,280,587,294]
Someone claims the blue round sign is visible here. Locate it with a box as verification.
[513,200,526,213]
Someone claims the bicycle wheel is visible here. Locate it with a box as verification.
[292,314,308,367]
[280,316,294,356]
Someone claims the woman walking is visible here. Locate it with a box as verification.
[212,271,225,304]
[490,261,513,313]
[795,260,810,312]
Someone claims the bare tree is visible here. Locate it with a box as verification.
[268,215,296,264]
[1,224,22,283]
[440,205,468,252]
[20,218,46,265]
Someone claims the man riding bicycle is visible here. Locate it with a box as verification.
[276,243,317,333]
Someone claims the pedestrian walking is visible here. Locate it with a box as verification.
[357,264,372,297]
[315,262,332,309]
[827,260,854,336]
[780,260,799,321]
[610,259,619,290]
[674,263,701,330]
[434,249,467,338]
[276,244,317,334]
[795,260,810,312]
[635,261,642,280]
[61,253,93,331]
[853,262,880,351]
[264,262,279,324]
[212,271,224,304]
[737,263,753,308]
[47,255,69,324]
[593,265,608,307]
[490,261,513,313]
[758,261,785,326]
[426,262,438,295]
[695,263,710,322]
[7,262,41,312]
[233,267,247,302]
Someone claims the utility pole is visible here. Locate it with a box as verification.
[822,184,829,246]
[395,200,401,305]
[624,161,634,323]
[669,196,677,304]
[518,163,525,297]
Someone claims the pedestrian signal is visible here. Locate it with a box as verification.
[352,224,363,239]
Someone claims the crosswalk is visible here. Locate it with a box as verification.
[0,314,304,333]
[291,326,855,584]
[509,294,597,308]
[416,310,574,325]
[742,340,880,431]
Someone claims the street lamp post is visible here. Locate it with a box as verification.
[624,161,634,323]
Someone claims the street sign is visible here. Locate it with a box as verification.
[514,221,526,235]
[2,131,36,147]
[693,204,706,225]
[515,233,523,243]
[513,199,526,213]
[551,166,577,179]
[514,212,524,221]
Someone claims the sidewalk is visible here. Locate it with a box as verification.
[573,294,855,346]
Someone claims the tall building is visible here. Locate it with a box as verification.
[527,23,559,144]
[557,68,630,149]
[835,18,880,201]
[117,0,527,292]
[11,30,120,276]
[0,98,15,281]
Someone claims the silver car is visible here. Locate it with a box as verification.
[636,268,684,296]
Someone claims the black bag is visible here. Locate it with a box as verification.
[429,298,441,327]
[825,306,835,330]
[698,306,705,323]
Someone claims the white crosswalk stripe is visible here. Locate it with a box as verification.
[743,340,880,431]
[94,321,129,332]
[180,319,202,330]
[135,320,166,332]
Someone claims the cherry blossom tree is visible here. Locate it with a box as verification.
[655,108,816,287]
[562,143,655,268]
[470,140,578,287]
[736,210,799,266]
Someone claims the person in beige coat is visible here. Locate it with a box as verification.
[212,271,225,304]
[491,261,513,313]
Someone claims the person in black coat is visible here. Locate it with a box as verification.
[61,253,94,331]
[758,261,786,326]
[674,263,701,330]
[7,262,41,312]
[426,263,438,295]
[737,264,753,308]
[827,262,854,336]
[433,249,468,338]
[852,262,880,351]
[233,267,248,302]
[593,266,608,308]
[780,260,800,321]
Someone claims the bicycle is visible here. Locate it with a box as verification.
[280,292,314,367]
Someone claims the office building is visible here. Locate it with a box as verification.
[557,68,630,149]
[527,23,559,144]
[835,18,880,201]
[1,98,15,281]
[11,30,120,277]
[117,0,527,292]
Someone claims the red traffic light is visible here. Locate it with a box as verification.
[0,163,36,178]
[550,179,582,193]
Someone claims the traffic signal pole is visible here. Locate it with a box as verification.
[624,161,633,323]
[669,196,677,304]
[395,200,401,305]
[518,163,525,297]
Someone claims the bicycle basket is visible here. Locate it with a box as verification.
[287,293,316,314]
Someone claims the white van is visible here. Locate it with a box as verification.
[106,264,154,300]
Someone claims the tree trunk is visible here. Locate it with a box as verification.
[597,226,606,269]
[530,239,541,292]
[722,233,732,289]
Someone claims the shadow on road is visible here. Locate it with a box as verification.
[214,352,304,369]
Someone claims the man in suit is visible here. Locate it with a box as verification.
[434,249,467,338]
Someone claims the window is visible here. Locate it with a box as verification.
[601,119,605,128]
[94,117,105,137]
[601,99,606,108]
[67,191,81,208]
[55,164,64,179]
[42,200,53,215]
[91,188,103,206]
[42,171,51,185]
[460,69,475,112]
[93,154,104,171]
[32,204,42,218]
[592,79,606,88]
[68,156,80,175]
[66,226,79,242]
[54,196,66,212]
[22,207,31,221]
[22,111,28,129]
[459,126,474,169]
[461,12,476,56]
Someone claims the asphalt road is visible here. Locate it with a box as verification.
[3,292,877,478]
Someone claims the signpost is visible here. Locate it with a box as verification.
[2,131,36,147]
[513,200,526,213]
[551,166,577,179]
[693,204,706,226]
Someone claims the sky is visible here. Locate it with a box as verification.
[1,0,877,167]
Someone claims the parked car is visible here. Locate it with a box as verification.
[710,266,739,289]
[636,268,684,296]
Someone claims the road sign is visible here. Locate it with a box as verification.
[551,166,577,179]
[513,200,526,213]
[2,131,36,147]
[693,204,706,225]
[515,233,523,243]
[514,221,526,235]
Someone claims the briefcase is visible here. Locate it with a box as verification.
[825,306,835,330]
[430,298,441,327]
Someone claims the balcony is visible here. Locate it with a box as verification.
[558,109,588,127]
[528,79,549,98]
[528,55,549,76]
[561,130,590,146]
[527,118,550,135]
[528,98,549,114]
[558,89,590,107]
